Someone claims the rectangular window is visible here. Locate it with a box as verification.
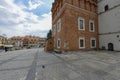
[89,20,95,32]
[80,20,84,29]
[91,38,96,48]
[80,39,84,47]
[57,19,61,32]
[53,24,56,36]
[78,17,85,30]
[79,37,85,48]
[54,38,56,47]
[57,39,61,48]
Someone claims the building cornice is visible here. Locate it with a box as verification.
[66,3,97,15]
[98,4,120,15]
[99,31,120,35]
[53,2,97,24]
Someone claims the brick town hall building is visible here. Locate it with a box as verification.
[51,0,120,52]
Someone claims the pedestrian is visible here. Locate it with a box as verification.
[5,47,7,52]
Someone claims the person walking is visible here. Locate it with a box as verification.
[5,47,8,52]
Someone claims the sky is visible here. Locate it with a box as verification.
[0,0,54,38]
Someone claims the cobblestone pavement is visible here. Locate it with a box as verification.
[36,50,120,80]
[0,49,120,80]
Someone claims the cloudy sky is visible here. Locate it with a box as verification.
[0,0,54,38]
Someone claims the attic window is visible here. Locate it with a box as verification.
[104,5,109,11]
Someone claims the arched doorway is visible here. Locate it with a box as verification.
[108,43,114,51]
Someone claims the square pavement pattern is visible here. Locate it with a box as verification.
[0,49,120,80]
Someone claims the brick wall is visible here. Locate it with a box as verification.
[52,0,98,52]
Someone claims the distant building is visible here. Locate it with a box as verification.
[51,0,99,51]
[0,35,7,49]
[8,36,46,49]
[98,0,120,51]
[23,36,29,47]
[23,36,39,48]
[23,36,46,48]
[39,38,46,47]
[8,36,23,49]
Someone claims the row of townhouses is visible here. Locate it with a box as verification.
[51,0,120,51]
[0,35,7,49]
[0,35,46,50]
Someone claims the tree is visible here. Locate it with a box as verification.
[47,30,52,40]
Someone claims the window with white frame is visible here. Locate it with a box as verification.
[57,39,61,48]
[79,37,85,48]
[89,20,95,32]
[90,38,96,48]
[54,38,56,47]
[57,19,61,32]
[78,17,85,30]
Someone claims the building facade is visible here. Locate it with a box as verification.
[8,36,24,50]
[52,0,99,51]
[98,0,120,51]
[23,36,46,48]
[0,35,7,49]
[7,36,46,49]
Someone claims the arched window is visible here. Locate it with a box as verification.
[104,5,109,11]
